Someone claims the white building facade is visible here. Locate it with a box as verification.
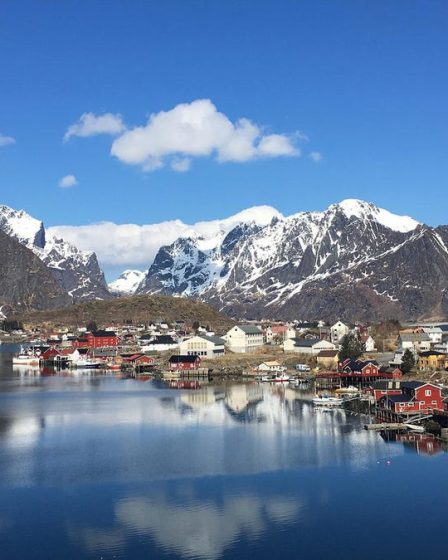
[225,325,264,354]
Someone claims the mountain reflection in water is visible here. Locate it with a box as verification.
[0,361,447,560]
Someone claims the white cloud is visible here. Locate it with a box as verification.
[0,133,15,146]
[171,157,191,172]
[58,174,78,188]
[308,151,323,163]
[110,99,300,171]
[64,112,125,142]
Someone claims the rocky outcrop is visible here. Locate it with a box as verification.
[0,230,72,311]
[0,204,110,301]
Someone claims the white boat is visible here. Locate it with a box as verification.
[262,372,290,383]
[404,424,425,433]
[12,347,41,367]
[312,395,343,407]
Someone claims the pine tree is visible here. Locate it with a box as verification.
[401,348,415,374]
[338,332,364,362]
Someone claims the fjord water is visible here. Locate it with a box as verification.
[0,346,447,560]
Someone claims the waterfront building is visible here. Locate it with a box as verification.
[179,335,225,359]
[168,354,201,371]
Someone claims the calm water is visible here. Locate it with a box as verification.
[0,344,447,559]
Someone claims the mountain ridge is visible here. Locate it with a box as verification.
[134,199,448,322]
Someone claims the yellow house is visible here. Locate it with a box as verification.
[417,351,446,370]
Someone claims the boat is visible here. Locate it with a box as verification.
[335,385,360,396]
[12,347,41,367]
[312,395,343,407]
[289,377,310,387]
[261,373,290,383]
[404,424,425,433]
[70,359,103,369]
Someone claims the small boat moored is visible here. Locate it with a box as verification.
[312,395,343,407]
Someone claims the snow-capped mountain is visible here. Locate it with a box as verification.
[108,270,145,295]
[0,204,110,301]
[137,199,448,321]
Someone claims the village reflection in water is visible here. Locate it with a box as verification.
[1,363,448,559]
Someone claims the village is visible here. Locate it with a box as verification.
[3,315,448,434]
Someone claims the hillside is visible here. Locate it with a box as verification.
[0,230,72,312]
[15,294,235,333]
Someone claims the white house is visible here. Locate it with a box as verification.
[225,325,264,354]
[361,334,377,352]
[398,333,431,354]
[139,335,179,352]
[330,321,350,345]
[264,325,296,344]
[283,338,336,355]
[179,335,225,359]
[423,327,443,345]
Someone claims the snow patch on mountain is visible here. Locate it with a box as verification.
[335,199,419,233]
[109,270,145,295]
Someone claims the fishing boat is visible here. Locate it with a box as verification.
[312,395,343,407]
[12,347,41,367]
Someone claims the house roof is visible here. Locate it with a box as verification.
[92,330,117,337]
[418,351,446,357]
[197,335,226,345]
[373,380,402,390]
[344,360,379,372]
[400,333,430,343]
[387,394,413,403]
[169,354,200,363]
[401,381,426,389]
[238,325,263,335]
[289,337,321,347]
[148,335,178,345]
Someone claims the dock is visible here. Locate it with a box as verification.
[365,422,425,432]
[365,423,407,431]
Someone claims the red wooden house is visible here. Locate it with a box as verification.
[123,354,155,366]
[378,381,443,415]
[168,355,201,371]
[373,380,403,401]
[74,330,118,349]
[41,347,60,361]
[341,360,379,376]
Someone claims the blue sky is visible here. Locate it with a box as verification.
[1,1,447,242]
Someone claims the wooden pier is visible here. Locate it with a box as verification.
[365,423,408,431]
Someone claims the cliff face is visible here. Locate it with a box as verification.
[0,230,72,312]
[0,204,111,301]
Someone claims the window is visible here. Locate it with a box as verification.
[425,390,431,396]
